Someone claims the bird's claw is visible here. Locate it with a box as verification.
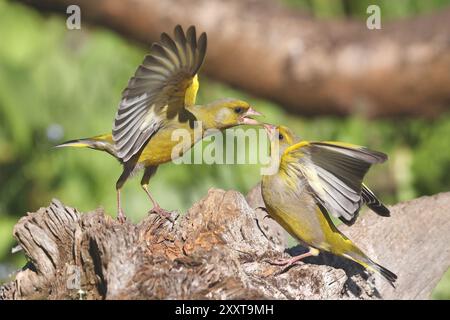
[264,257,304,275]
[117,211,127,224]
[151,206,174,223]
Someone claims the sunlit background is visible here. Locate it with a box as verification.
[0,0,449,298]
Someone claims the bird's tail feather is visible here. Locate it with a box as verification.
[344,250,397,287]
[55,133,117,158]
[370,261,398,286]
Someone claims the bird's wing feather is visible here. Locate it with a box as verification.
[283,141,387,224]
[361,184,390,217]
[113,25,207,162]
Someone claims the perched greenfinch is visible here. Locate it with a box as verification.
[261,124,397,286]
[57,25,261,221]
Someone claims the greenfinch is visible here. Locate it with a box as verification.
[57,25,261,221]
[261,124,397,286]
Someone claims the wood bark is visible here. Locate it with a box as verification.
[17,0,450,117]
[1,187,449,300]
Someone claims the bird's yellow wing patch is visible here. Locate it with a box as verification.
[184,74,199,106]
[282,141,310,158]
[279,141,310,174]
[321,141,363,148]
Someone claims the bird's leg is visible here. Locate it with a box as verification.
[116,188,126,223]
[141,184,173,221]
[266,248,320,275]
[141,166,173,221]
[268,252,313,266]
[115,166,132,223]
[141,166,160,209]
[141,184,162,212]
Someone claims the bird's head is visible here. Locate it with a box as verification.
[206,98,262,129]
[263,124,300,156]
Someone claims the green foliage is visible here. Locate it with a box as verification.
[413,118,450,195]
[0,0,449,298]
[0,216,16,263]
[434,269,450,300]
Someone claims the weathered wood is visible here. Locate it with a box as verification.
[17,0,450,117]
[340,193,450,299]
[1,188,449,300]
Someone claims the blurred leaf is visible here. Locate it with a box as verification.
[0,216,16,261]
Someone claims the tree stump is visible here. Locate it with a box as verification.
[1,188,449,300]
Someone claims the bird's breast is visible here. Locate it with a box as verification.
[261,173,326,247]
[138,124,198,165]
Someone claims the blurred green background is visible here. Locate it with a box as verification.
[0,0,449,298]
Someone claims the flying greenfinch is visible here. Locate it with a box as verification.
[56,25,262,222]
[261,124,397,286]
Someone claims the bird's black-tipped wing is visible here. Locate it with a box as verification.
[362,184,390,217]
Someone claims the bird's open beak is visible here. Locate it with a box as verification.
[263,123,277,138]
[241,107,263,125]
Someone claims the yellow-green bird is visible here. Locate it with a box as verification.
[57,25,261,222]
[261,124,397,286]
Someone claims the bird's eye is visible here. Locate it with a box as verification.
[279,134,284,140]
[234,107,242,114]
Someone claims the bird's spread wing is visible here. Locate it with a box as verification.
[283,141,387,224]
[113,25,207,162]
